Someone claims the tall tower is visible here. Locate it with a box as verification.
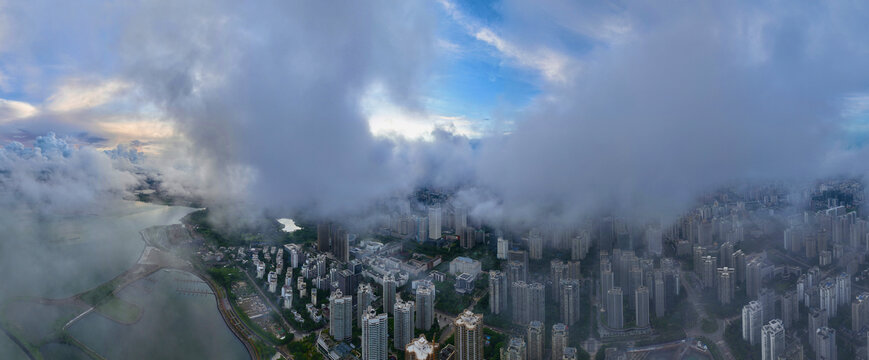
[454,310,483,360]
[852,292,869,332]
[332,226,349,262]
[635,286,650,328]
[654,272,666,317]
[489,271,508,315]
[383,273,396,315]
[742,301,763,345]
[746,259,763,299]
[551,260,568,300]
[836,272,851,307]
[551,323,568,360]
[607,287,624,329]
[394,298,415,350]
[415,281,436,330]
[600,260,614,300]
[808,307,828,352]
[511,281,529,325]
[815,327,837,360]
[761,319,785,360]
[528,282,546,323]
[428,205,442,240]
[361,307,388,360]
[357,283,374,326]
[528,229,543,260]
[559,279,581,326]
[526,321,544,360]
[717,267,734,305]
[317,222,331,252]
[820,279,838,318]
[329,289,353,341]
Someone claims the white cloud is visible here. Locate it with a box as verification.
[0,98,38,122]
[46,78,131,112]
[438,0,573,84]
[361,84,480,141]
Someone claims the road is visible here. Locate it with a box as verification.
[680,271,736,360]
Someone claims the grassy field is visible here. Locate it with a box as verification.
[95,297,142,324]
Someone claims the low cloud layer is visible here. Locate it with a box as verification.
[1,0,869,227]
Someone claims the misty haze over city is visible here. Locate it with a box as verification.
[2,1,869,360]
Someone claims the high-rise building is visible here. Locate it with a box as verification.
[500,337,526,360]
[819,279,838,318]
[758,288,775,322]
[416,215,428,243]
[781,291,798,329]
[654,273,666,317]
[329,289,353,341]
[361,307,388,360]
[815,327,836,360]
[405,335,438,360]
[761,319,785,360]
[635,286,650,328]
[731,250,746,284]
[394,299,415,350]
[551,260,569,300]
[559,279,581,326]
[607,287,624,329]
[506,261,527,286]
[528,229,543,260]
[836,272,851,307]
[358,283,374,325]
[701,256,717,289]
[563,347,578,360]
[512,281,529,325]
[601,260,614,299]
[497,237,509,259]
[454,207,467,235]
[808,307,828,352]
[551,323,568,360]
[746,259,763,299]
[646,225,663,256]
[415,281,436,330]
[567,261,582,281]
[383,273,397,315]
[528,282,546,323]
[317,222,331,252]
[571,230,589,260]
[454,310,483,360]
[428,206,442,240]
[852,292,869,332]
[332,226,349,263]
[717,267,734,305]
[719,242,734,267]
[489,270,508,315]
[526,321,544,360]
[742,301,763,345]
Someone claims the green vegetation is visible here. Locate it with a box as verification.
[700,318,718,334]
[483,328,506,359]
[287,334,319,360]
[433,277,473,315]
[724,319,759,360]
[95,297,142,324]
[207,267,242,288]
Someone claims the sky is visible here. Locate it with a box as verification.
[2,0,869,225]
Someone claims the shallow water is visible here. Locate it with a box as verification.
[0,201,198,301]
[0,332,28,360]
[68,269,249,360]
